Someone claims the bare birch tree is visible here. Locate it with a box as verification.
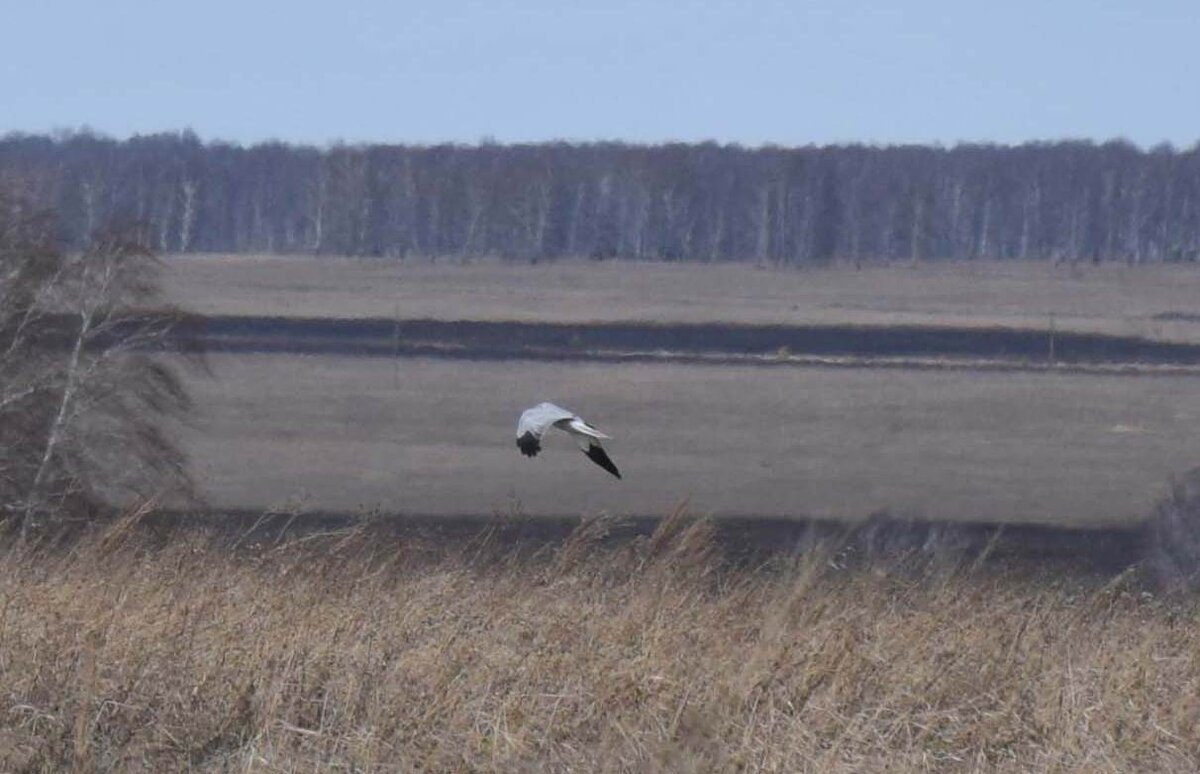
[0,193,197,539]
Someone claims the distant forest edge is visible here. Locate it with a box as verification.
[4,131,1200,265]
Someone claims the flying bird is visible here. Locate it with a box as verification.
[516,402,622,479]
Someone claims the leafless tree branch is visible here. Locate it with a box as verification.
[0,191,200,538]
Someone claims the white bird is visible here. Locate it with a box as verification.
[516,402,622,479]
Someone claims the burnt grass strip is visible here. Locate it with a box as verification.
[159,316,1200,366]
[32,313,1200,367]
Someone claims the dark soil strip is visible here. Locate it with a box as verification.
[33,314,1200,367]
[162,316,1200,366]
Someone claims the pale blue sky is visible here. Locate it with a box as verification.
[4,0,1198,148]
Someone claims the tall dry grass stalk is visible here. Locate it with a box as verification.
[1,511,1198,772]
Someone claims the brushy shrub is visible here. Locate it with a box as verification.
[0,191,197,538]
[1143,467,1200,591]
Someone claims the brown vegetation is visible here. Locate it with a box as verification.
[2,508,1198,772]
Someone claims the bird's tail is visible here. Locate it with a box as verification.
[567,418,610,439]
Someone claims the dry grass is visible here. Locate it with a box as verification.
[3,509,1199,772]
[162,255,1200,342]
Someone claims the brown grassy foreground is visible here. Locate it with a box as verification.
[2,511,1199,772]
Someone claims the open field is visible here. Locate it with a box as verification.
[162,255,1200,342]
[157,256,1200,527]
[2,515,1197,772]
[181,352,1200,526]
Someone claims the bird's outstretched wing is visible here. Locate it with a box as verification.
[515,402,576,457]
[559,419,621,479]
[582,442,622,479]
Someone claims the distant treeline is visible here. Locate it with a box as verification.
[3,130,1199,265]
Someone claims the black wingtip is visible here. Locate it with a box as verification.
[584,444,622,479]
[516,432,540,457]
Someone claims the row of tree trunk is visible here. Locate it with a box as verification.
[2,131,1198,265]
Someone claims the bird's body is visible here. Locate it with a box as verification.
[516,402,621,479]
